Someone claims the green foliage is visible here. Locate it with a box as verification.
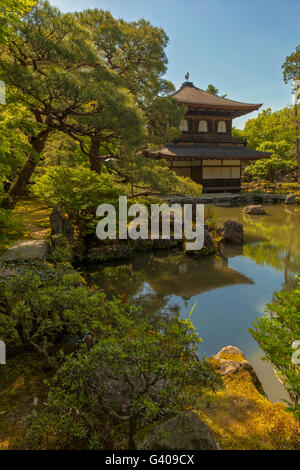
[0,208,24,252]
[250,283,300,420]
[282,46,300,84]
[243,156,297,182]
[0,0,36,44]
[110,154,202,197]
[243,107,296,157]
[33,166,123,230]
[0,262,138,365]
[206,84,227,98]
[27,317,222,449]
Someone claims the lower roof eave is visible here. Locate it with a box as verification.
[144,146,272,161]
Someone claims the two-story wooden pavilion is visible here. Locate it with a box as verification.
[145,81,271,193]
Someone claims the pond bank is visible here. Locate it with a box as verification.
[165,192,287,206]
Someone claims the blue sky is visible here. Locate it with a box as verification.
[50,0,300,128]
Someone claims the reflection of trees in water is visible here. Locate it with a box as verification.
[242,207,300,291]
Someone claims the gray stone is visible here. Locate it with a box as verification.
[137,411,220,450]
[220,220,243,244]
[0,239,49,262]
[243,204,266,215]
[87,244,131,262]
[50,207,74,245]
[285,193,296,205]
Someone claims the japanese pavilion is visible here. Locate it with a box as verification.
[145,80,271,193]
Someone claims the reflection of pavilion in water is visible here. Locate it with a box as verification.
[130,248,253,300]
[86,248,254,321]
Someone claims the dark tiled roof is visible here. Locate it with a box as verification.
[145,145,271,160]
[173,83,262,111]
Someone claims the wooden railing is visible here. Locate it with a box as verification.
[173,133,247,145]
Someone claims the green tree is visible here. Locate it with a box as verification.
[0,0,36,43]
[282,46,300,181]
[250,283,300,420]
[206,84,227,98]
[243,156,297,183]
[0,2,184,209]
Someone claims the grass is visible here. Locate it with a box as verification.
[0,353,51,450]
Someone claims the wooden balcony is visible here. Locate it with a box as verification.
[173,133,247,146]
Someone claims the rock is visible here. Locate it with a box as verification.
[214,345,265,395]
[86,244,131,262]
[285,193,296,205]
[220,220,243,244]
[243,204,266,215]
[50,207,74,245]
[137,411,220,450]
[0,239,49,262]
[185,227,215,256]
[215,345,245,359]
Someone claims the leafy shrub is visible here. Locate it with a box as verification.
[0,262,137,365]
[243,157,297,183]
[32,167,123,233]
[27,317,222,449]
[250,282,300,420]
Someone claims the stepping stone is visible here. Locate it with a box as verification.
[0,239,49,262]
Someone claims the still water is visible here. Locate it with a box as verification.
[84,205,300,403]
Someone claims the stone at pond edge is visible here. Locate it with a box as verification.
[243,204,266,215]
[220,220,243,244]
[184,228,215,256]
[284,193,296,205]
[86,245,131,262]
[213,345,265,395]
[0,239,49,262]
[137,410,220,450]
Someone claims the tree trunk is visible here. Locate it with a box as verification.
[89,138,102,174]
[294,102,300,183]
[0,130,49,210]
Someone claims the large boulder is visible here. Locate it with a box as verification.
[185,227,215,256]
[220,220,243,244]
[285,193,296,205]
[137,411,220,450]
[213,345,264,395]
[243,204,266,215]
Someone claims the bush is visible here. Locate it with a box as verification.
[250,282,300,420]
[27,317,222,449]
[243,157,297,183]
[32,167,123,233]
[0,262,138,365]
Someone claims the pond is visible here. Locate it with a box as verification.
[83,205,300,403]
